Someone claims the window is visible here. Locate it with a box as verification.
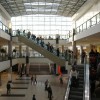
[11,14,72,37]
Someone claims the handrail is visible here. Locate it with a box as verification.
[83,57,90,100]
[64,70,72,100]
[12,30,68,40]
[76,11,100,34]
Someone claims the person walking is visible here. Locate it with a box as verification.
[31,75,34,85]
[6,81,11,94]
[60,76,63,84]
[34,74,37,84]
[32,94,36,100]
[45,79,49,91]
[47,85,53,100]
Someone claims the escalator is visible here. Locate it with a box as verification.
[64,63,90,100]
[17,35,66,66]
[68,65,84,100]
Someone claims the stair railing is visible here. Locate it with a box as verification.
[64,70,72,100]
[83,56,90,100]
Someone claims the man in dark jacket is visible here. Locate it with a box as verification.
[32,94,36,100]
[47,85,53,100]
[7,81,11,94]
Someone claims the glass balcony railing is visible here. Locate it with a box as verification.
[66,12,100,40]
[0,21,9,34]
[76,12,100,34]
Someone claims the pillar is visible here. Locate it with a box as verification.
[80,46,83,63]
[8,28,12,82]
[55,34,60,49]
[54,63,58,75]
[56,64,59,75]
[0,73,1,86]
[48,63,51,74]
[72,29,77,65]
[26,46,30,76]
[65,61,71,75]
[61,45,64,56]
[19,45,22,57]
[0,46,1,58]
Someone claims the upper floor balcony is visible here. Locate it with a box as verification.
[67,11,100,46]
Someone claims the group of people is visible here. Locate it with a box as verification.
[31,74,37,85]
[16,29,64,58]
[70,62,79,88]
[31,77,53,100]
[89,49,100,97]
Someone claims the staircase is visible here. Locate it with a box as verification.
[17,35,66,66]
[68,65,84,100]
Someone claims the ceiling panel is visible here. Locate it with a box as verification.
[0,0,87,17]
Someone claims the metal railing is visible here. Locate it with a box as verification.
[64,58,90,100]
[64,70,72,100]
[76,12,100,34]
[83,57,90,100]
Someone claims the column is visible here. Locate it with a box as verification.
[26,46,30,76]
[65,61,71,75]
[80,46,83,63]
[48,63,51,73]
[0,46,1,58]
[55,34,59,49]
[72,29,77,65]
[19,45,22,57]
[0,73,1,86]
[56,64,59,75]
[61,45,64,56]
[8,28,12,82]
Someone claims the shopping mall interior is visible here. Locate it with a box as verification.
[0,0,100,100]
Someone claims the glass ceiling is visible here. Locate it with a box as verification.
[0,0,87,17]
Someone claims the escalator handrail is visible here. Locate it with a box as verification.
[83,57,90,100]
[64,70,72,100]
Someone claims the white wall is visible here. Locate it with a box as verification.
[17,58,53,64]
[0,60,10,72]
[0,29,10,40]
[0,4,11,28]
[0,58,53,72]
[73,0,99,27]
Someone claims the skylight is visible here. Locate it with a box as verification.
[26,9,57,12]
[24,2,60,6]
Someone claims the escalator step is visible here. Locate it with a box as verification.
[69,98,83,100]
[70,91,83,96]
[71,87,83,92]
[79,74,84,77]
[69,95,83,99]
[78,77,84,80]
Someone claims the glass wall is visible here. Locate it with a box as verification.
[11,14,72,38]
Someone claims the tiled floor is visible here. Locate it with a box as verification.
[0,72,68,100]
